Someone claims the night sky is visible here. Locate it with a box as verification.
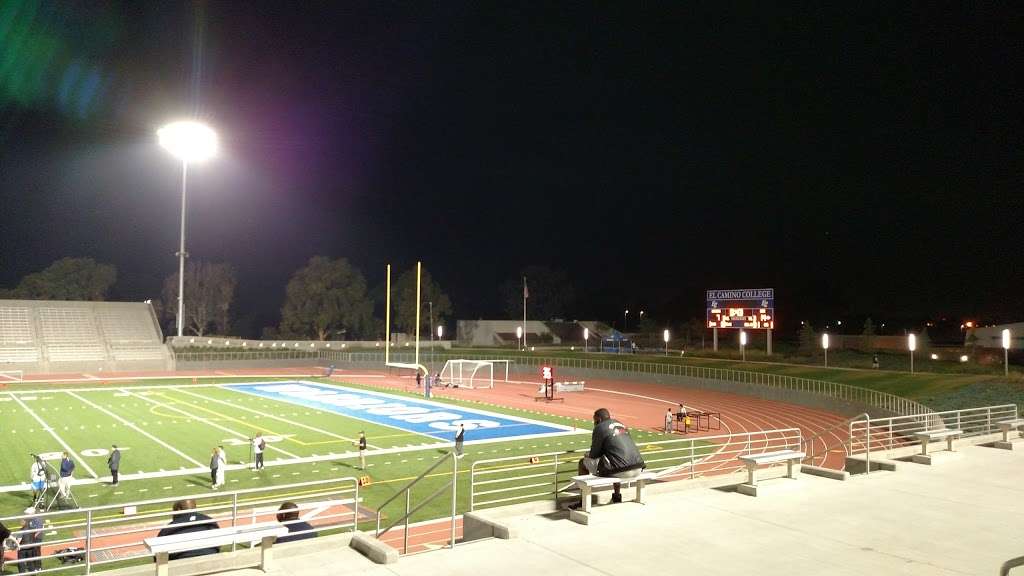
[1,2,1021,337]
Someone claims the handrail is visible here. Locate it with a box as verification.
[1002,555,1024,575]
[375,451,458,553]
[801,412,870,464]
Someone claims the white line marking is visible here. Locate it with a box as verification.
[122,388,303,459]
[67,391,205,468]
[8,392,99,478]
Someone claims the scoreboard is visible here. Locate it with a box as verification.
[706,288,775,330]
[706,307,774,329]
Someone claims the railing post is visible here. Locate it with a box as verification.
[404,490,411,554]
[231,493,238,551]
[450,452,458,549]
[85,509,93,574]
[553,454,560,503]
[354,478,360,533]
[865,418,871,475]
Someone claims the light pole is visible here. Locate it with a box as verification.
[624,309,629,332]
[821,333,829,368]
[516,326,523,351]
[435,325,443,369]
[584,327,589,353]
[663,329,669,355]
[908,333,917,374]
[740,330,747,362]
[1003,329,1011,376]
[158,120,218,337]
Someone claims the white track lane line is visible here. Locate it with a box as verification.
[67,390,205,468]
[121,388,303,459]
[8,392,99,478]
[175,386,383,450]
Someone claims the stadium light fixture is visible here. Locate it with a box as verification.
[821,333,829,368]
[1003,329,1011,376]
[583,327,589,353]
[158,120,219,337]
[908,333,917,373]
[663,329,669,355]
[739,330,747,361]
[516,326,523,351]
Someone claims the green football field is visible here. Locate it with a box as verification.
[0,378,689,522]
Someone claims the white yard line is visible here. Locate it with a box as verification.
[175,387,383,450]
[8,392,99,478]
[66,390,205,468]
[121,388,303,459]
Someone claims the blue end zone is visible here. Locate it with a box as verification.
[223,381,576,442]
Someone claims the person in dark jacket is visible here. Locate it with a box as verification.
[455,424,465,457]
[108,445,121,486]
[575,408,645,507]
[156,500,220,560]
[275,501,317,543]
[58,452,75,501]
[17,507,43,573]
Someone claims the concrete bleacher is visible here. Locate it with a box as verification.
[0,299,171,373]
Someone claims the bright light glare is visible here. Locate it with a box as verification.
[908,334,917,351]
[740,331,747,346]
[663,329,670,343]
[1003,329,1011,350]
[516,326,522,339]
[960,355,968,362]
[158,121,218,162]
[583,328,589,340]
[437,325,444,338]
[821,333,829,349]
[930,353,939,360]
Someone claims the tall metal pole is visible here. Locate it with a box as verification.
[429,301,433,370]
[176,161,188,337]
[385,265,391,365]
[415,262,421,370]
[522,276,527,351]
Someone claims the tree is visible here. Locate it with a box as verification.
[279,257,372,340]
[861,318,876,352]
[163,261,237,336]
[393,266,452,336]
[5,257,116,301]
[798,323,818,354]
[500,266,576,320]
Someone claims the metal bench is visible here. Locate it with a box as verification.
[995,419,1024,450]
[736,449,805,496]
[144,522,287,576]
[569,471,657,522]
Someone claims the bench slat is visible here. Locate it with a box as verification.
[145,523,288,554]
[737,450,805,465]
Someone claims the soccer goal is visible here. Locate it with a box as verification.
[0,370,23,382]
[439,359,510,389]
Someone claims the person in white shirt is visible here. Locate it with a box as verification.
[252,433,266,470]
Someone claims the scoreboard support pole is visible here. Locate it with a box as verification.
[713,328,718,351]
[767,329,772,356]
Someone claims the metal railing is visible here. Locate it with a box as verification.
[1002,555,1024,575]
[0,476,359,574]
[849,404,1018,463]
[375,451,458,554]
[469,428,802,511]
[324,351,931,418]
[801,412,870,467]
[173,350,318,362]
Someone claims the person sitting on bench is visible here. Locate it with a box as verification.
[155,499,221,560]
[572,408,645,509]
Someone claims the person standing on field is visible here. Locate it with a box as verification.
[357,432,367,469]
[455,424,465,457]
[216,446,227,487]
[253,433,266,470]
[664,409,674,434]
[210,448,220,489]
[108,445,121,486]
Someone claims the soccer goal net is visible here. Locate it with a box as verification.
[439,359,510,389]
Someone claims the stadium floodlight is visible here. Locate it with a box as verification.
[1003,329,1011,376]
[583,327,589,353]
[739,330,747,361]
[908,333,916,373]
[158,120,219,337]
[821,333,829,368]
[663,329,669,355]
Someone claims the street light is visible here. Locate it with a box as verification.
[516,326,523,351]
[1003,329,1011,376]
[583,327,589,353]
[663,329,669,355]
[158,120,218,337]
[739,330,747,362]
[624,309,629,331]
[821,333,830,368]
[908,333,917,374]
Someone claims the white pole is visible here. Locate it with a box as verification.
[1003,329,1011,376]
[908,333,916,374]
[176,161,188,337]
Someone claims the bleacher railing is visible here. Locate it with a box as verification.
[0,476,359,575]
[469,428,802,511]
[324,351,932,418]
[173,350,318,362]
[849,404,1017,459]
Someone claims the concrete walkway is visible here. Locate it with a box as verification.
[140,442,1024,576]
